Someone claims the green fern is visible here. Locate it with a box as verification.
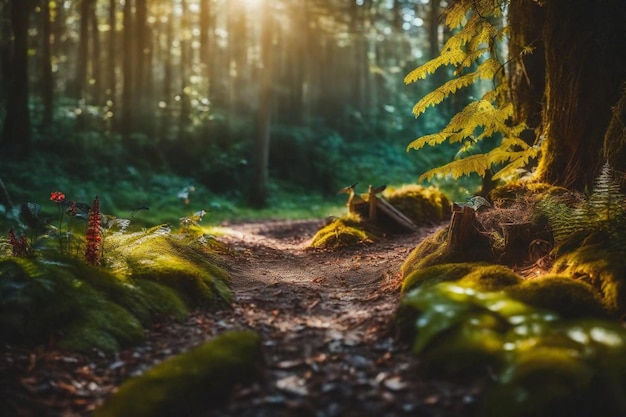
[540,162,626,246]
[405,1,537,182]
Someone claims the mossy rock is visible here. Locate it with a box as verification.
[309,214,378,249]
[94,331,265,417]
[506,275,608,319]
[383,184,451,226]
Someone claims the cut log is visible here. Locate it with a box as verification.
[375,198,419,232]
[445,204,494,262]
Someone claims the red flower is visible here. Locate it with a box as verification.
[50,191,65,203]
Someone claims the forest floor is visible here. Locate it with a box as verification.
[1,219,485,417]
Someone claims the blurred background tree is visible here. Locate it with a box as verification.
[0,0,470,210]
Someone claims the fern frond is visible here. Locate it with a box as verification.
[445,1,470,28]
[407,132,449,151]
[419,154,491,182]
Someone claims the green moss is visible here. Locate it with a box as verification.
[94,331,265,417]
[401,262,478,293]
[133,279,188,321]
[479,346,598,417]
[506,275,608,319]
[107,230,231,308]
[458,265,523,291]
[551,243,626,316]
[309,214,378,249]
[400,227,448,277]
[383,184,451,225]
[0,247,197,352]
[58,301,144,353]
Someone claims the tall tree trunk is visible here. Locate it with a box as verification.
[0,0,10,104]
[107,0,117,129]
[134,0,147,128]
[41,0,54,127]
[508,0,545,146]
[160,2,173,142]
[75,0,90,100]
[428,0,440,59]
[249,0,273,208]
[178,0,191,140]
[121,0,134,137]
[535,0,626,190]
[90,0,102,105]
[1,0,32,158]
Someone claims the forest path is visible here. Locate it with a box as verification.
[1,219,480,417]
[206,219,477,417]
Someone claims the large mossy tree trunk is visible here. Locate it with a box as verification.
[531,0,626,191]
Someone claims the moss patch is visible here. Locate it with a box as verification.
[94,331,264,417]
[397,281,626,415]
[551,242,626,316]
[0,227,230,353]
[400,227,448,277]
[309,214,379,249]
[506,275,608,319]
[401,262,478,293]
[383,184,451,226]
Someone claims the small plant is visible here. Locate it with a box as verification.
[8,227,33,257]
[85,196,103,265]
[180,209,208,233]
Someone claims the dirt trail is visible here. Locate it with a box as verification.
[207,219,478,417]
[1,219,480,417]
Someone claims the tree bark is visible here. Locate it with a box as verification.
[1,0,32,158]
[507,0,545,146]
[535,0,626,190]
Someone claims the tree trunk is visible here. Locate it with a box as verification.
[75,0,90,100]
[121,0,134,137]
[41,0,54,127]
[134,0,148,128]
[507,0,545,146]
[178,0,191,140]
[1,0,32,158]
[249,0,273,208]
[0,0,10,104]
[535,0,626,190]
[90,0,102,105]
[107,0,117,129]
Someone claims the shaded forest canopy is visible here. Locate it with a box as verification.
[0,0,480,214]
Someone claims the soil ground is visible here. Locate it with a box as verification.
[1,219,483,417]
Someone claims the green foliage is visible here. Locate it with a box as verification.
[539,162,626,247]
[396,281,626,416]
[0,225,230,352]
[94,331,264,417]
[405,1,538,183]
